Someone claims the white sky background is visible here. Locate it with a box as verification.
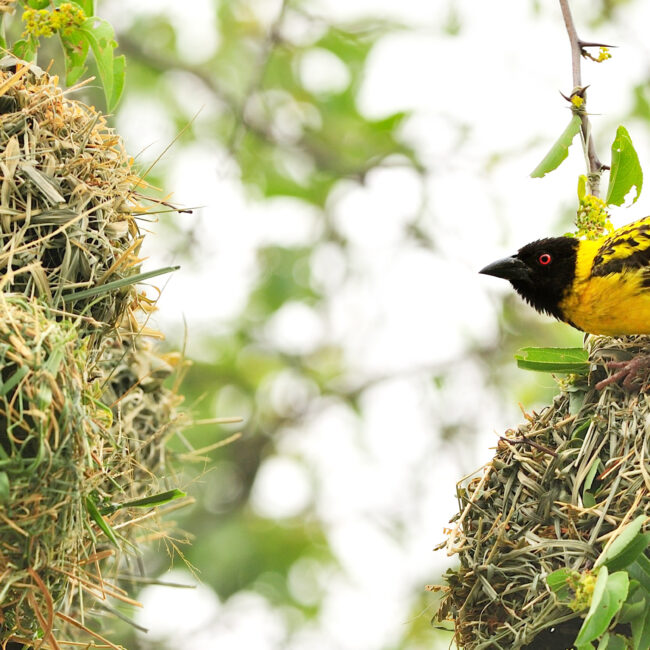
[102,0,650,648]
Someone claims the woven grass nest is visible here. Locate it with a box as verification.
[0,295,92,640]
[0,55,149,331]
[436,335,650,649]
[0,58,190,647]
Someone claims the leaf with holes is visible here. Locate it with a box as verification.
[606,125,643,206]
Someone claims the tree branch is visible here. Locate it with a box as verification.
[559,0,582,87]
[558,0,605,196]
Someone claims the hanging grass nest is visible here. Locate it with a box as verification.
[0,296,190,646]
[0,55,152,331]
[0,58,193,647]
[436,335,650,649]
[0,294,100,642]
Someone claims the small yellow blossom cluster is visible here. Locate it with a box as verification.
[575,193,613,240]
[22,3,85,39]
[597,46,612,62]
[567,570,598,612]
[583,45,612,63]
[570,94,584,109]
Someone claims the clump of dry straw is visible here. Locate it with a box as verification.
[436,335,650,649]
[0,57,190,647]
[0,54,148,330]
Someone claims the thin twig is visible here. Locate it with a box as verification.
[559,0,582,87]
[558,0,605,195]
[499,435,558,458]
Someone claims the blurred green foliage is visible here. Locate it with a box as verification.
[17,0,637,647]
[98,1,591,647]
[99,1,441,647]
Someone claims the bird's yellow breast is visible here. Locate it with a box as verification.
[559,238,650,335]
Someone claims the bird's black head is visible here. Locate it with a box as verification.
[480,237,580,321]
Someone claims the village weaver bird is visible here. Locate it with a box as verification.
[480,216,650,388]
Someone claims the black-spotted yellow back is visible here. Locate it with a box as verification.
[480,216,650,335]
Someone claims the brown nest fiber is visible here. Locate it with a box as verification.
[0,58,191,647]
[436,336,650,649]
[0,296,189,646]
[0,294,97,642]
[0,55,149,330]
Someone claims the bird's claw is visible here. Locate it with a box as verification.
[595,356,650,391]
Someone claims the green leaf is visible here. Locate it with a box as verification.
[85,496,119,546]
[600,634,626,650]
[78,18,124,111]
[515,347,590,374]
[584,458,601,492]
[575,568,629,646]
[583,491,597,508]
[531,114,582,178]
[12,39,37,63]
[60,29,90,86]
[628,553,650,592]
[619,585,646,624]
[631,604,650,650]
[576,567,609,645]
[606,125,643,206]
[100,488,187,515]
[547,568,573,600]
[578,174,588,200]
[68,0,94,13]
[604,533,650,573]
[110,54,126,111]
[27,0,49,8]
[595,515,648,570]
[596,632,610,650]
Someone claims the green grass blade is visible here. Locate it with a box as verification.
[61,265,180,302]
[0,366,29,396]
[100,488,187,515]
[86,496,119,546]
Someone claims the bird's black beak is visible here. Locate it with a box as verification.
[479,256,532,282]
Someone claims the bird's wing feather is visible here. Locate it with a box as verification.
[591,216,650,280]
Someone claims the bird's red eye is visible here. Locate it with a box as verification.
[539,253,552,266]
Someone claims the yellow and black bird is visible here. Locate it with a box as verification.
[480,216,650,336]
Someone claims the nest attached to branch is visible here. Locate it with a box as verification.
[0,59,193,646]
[0,56,152,331]
[436,335,650,649]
